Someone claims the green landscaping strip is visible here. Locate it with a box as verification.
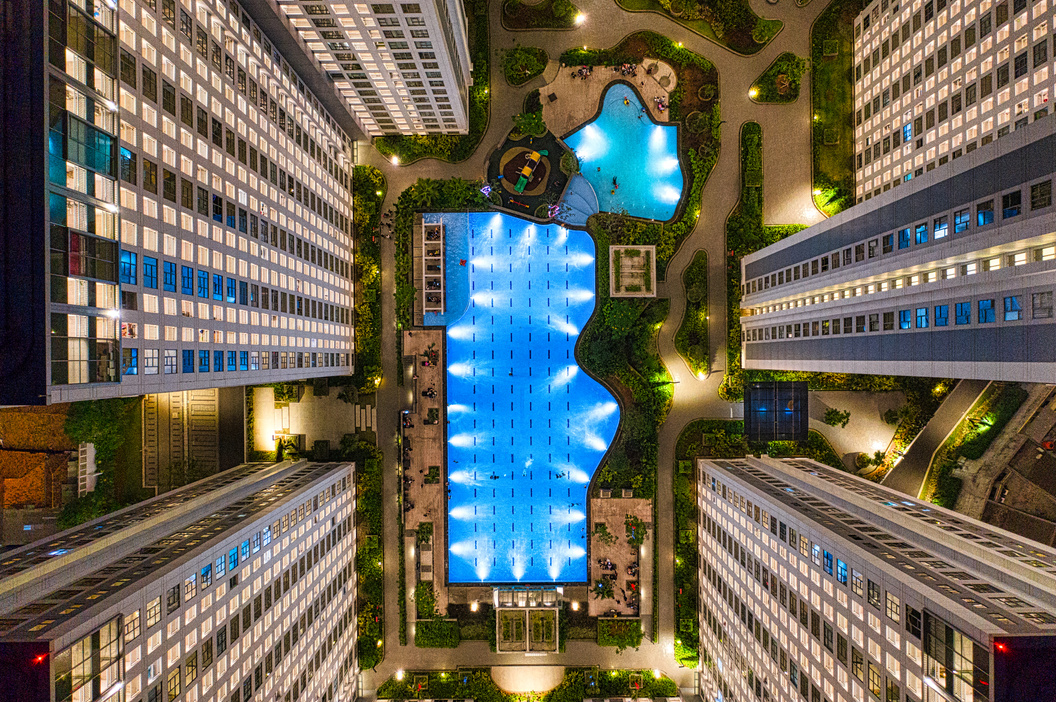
[352,166,385,392]
[749,52,807,103]
[674,250,709,376]
[810,0,862,215]
[502,0,578,29]
[613,0,779,55]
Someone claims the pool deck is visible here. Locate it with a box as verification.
[588,496,653,619]
[401,328,450,616]
[540,59,676,138]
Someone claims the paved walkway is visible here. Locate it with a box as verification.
[363,0,835,691]
[882,379,991,498]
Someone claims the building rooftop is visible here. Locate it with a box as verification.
[705,455,1056,637]
[0,461,350,643]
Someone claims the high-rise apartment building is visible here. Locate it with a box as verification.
[0,460,358,702]
[695,454,1056,702]
[271,0,473,136]
[739,117,1056,382]
[853,0,1056,202]
[1,0,362,406]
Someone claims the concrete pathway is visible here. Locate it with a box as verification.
[882,379,991,498]
[362,0,836,690]
[808,391,904,471]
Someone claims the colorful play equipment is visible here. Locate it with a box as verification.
[514,149,548,193]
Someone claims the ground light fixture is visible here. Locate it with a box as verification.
[571,601,580,611]
[749,88,759,98]
[391,155,400,165]
[575,12,585,24]
[470,601,479,612]
[396,670,404,681]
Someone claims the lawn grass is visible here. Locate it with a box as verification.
[810,0,863,215]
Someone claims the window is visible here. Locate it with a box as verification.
[882,233,893,253]
[143,257,158,289]
[824,550,833,575]
[916,307,929,328]
[199,350,209,372]
[197,271,208,298]
[915,223,928,245]
[836,559,848,585]
[1031,181,1052,210]
[899,309,911,329]
[1004,296,1022,321]
[954,208,970,233]
[1002,190,1022,218]
[124,609,141,642]
[956,301,972,325]
[852,647,864,680]
[120,251,137,285]
[146,596,162,627]
[977,199,995,225]
[181,266,193,295]
[122,348,138,375]
[144,349,159,375]
[886,592,901,621]
[935,304,949,326]
[1032,292,1053,319]
[167,667,181,700]
[182,349,194,373]
[978,299,996,323]
[867,579,881,609]
[163,261,176,292]
[166,583,180,613]
[898,228,910,249]
[933,216,948,239]
[201,563,212,588]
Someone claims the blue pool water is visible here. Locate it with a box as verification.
[439,212,620,583]
[563,82,683,221]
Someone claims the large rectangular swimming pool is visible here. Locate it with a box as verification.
[436,212,620,583]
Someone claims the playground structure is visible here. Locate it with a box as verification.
[514,149,548,193]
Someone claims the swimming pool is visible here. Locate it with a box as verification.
[563,82,683,222]
[440,212,620,583]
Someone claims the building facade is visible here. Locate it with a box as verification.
[0,460,358,702]
[1,0,362,406]
[740,117,1056,382]
[696,454,1056,702]
[853,0,1056,202]
[271,0,473,136]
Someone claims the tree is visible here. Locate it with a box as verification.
[552,0,575,21]
[512,110,545,136]
[823,408,851,428]
[625,514,647,546]
[592,578,615,600]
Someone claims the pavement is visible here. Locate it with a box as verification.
[881,379,990,498]
[808,391,904,471]
[361,0,837,691]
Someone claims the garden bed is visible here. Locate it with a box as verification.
[810,0,863,214]
[502,0,578,29]
[674,250,709,376]
[750,52,807,103]
[352,166,385,392]
[614,0,780,55]
[502,46,549,85]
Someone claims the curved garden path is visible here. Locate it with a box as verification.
[362,0,834,690]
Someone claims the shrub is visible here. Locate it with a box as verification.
[597,619,643,652]
[823,408,851,428]
[415,618,461,648]
[502,46,547,85]
[958,384,1028,459]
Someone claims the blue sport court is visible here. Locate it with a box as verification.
[435,212,620,583]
